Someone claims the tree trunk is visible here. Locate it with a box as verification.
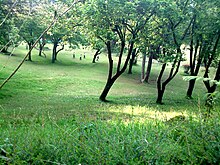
[99,79,115,102]
[56,44,64,60]
[92,49,101,63]
[27,42,32,61]
[52,42,58,63]
[143,46,153,83]
[156,88,165,104]
[141,52,147,81]
[186,38,201,98]
[128,48,137,74]
[39,42,46,57]
[186,79,196,98]
[156,63,166,104]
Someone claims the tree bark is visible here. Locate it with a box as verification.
[27,42,32,61]
[39,42,46,57]
[141,49,147,81]
[92,49,101,63]
[99,78,115,102]
[143,45,154,83]
[56,44,64,60]
[128,48,137,74]
[156,63,166,104]
[52,42,58,63]
[156,48,182,104]
[203,31,220,93]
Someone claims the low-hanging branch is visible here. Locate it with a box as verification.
[0,0,82,90]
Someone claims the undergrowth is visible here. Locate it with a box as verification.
[0,112,220,164]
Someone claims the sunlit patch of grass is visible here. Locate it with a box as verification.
[104,104,189,123]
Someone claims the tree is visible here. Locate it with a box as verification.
[91,38,104,63]
[15,0,50,61]
[185,0,220,98]
[48,1,82,63]
[155,0,193,104]
[84,0,156,101]
[0,0,19,53]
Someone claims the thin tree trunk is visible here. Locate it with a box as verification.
[141,50,147,81]
[55,44,64,60]
[156,63,166,104]
[99,41,113,101]
[39,42,46,57]
[144,45,154,83]
[128,48,137,74]
[92,49,101,63]
[28,42,32,61]
[52,42,58,63]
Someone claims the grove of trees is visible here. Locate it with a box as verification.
[0,0,219,105]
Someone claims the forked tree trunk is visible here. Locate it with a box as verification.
[52,41,64,63]
[186,38,202,98]
[99,38,134,101]
[156,48,182,104]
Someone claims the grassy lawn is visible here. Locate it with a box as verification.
[0,45,219,164]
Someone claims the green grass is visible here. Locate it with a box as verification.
[0,45,220,164]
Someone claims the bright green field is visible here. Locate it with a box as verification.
[0,45,219,164]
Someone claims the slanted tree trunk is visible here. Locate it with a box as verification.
[128,48,137,74]
[156,63,166,104]
[156,48,182,104]
[99,36,135,101]
[92,49,101,63]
